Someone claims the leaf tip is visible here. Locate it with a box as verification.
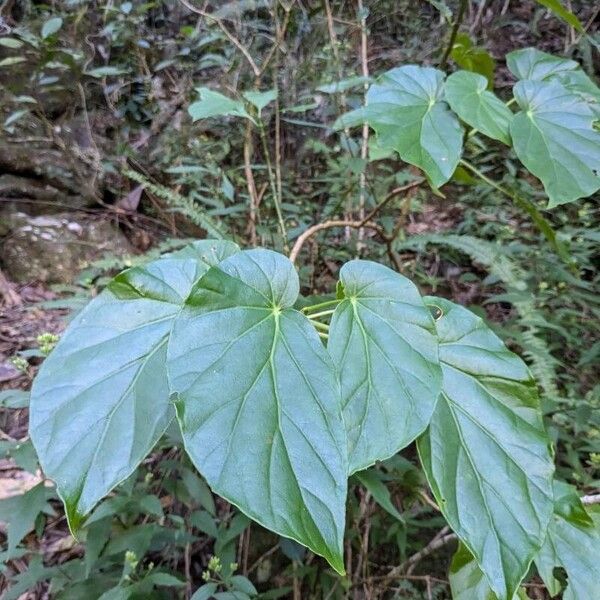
[65,501,86,538]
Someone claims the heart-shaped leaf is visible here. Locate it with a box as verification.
[445,71,513,144]
[418,297,554,600]
[168,249,348,573]
[328,261,441,474]
[535,481,600,600]
[508,46,600,116]
[334,66,463,188]
[506,47,578,81]
[510,79,600,207]
[29,241,239,530]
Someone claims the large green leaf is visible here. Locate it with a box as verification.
[510,79,600,208]
[29,240,239,530]
[506,48,578,81]
[505,47,600,114]
[418,297,554,600]
[328,261,441,474]
[445,71,513,144]
[535,481,600,599]
[334,66,463,188]
[167,249,348,573]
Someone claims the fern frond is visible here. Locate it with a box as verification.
[123,168,225,240]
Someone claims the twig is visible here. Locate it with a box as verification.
[361,180,423,225]
[568,6,600,48]
[440,0,468,68]
[290,220,385,264]
[323,0,352,150]
[357,0,370,246]
[470,0,487,34]
[243,121,259,246]
[356,573,449,586]
[259,2,294,77]
[293,561,300,600]
[353,489,372,582]
[178,0,261,76]
[407,526,449,575]
[258,119,288,252]
[459,159,575,271]
[419,490,441,512]
[289,180,422,264]
[273,5,284,212]
[582,493,600,505]
[184,543,192,599]
[387,529,457,580]
[247,543,280,575]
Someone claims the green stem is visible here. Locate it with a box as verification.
[258,118,288,253]
[439,0,468,69]
[459,159,575,270]
[318,331,329,340]
[307,309,335,320]
[301,299,341,314]
[310,320,330,332]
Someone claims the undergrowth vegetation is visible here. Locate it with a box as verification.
[0,1,599,599]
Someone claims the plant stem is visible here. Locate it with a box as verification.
[459,159,575,270]
[318,331,329,340]
[258,118,289,253]
[310,320,330,332]
[307,309,336,320]
[302,299,341,314]
[357,0,370,247]
[439,0,468,69]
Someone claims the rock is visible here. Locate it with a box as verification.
[1,212,133,283]
[0,143,98,207]
[0,174,91,215]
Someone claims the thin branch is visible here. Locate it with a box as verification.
[258,119,288,252]
[259,2,294,77]
[568,6,600,49]
[357,0,370,245]
[363,180,423,224]
[243,121,259,246]
[178,0,261,76]
[289,220,386,264]
[387,529,457,579]
[439,0,467,68]
[459,159,575,270]
[582,493,600,506]
[247,543,280,575]
[289,180,422,264]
